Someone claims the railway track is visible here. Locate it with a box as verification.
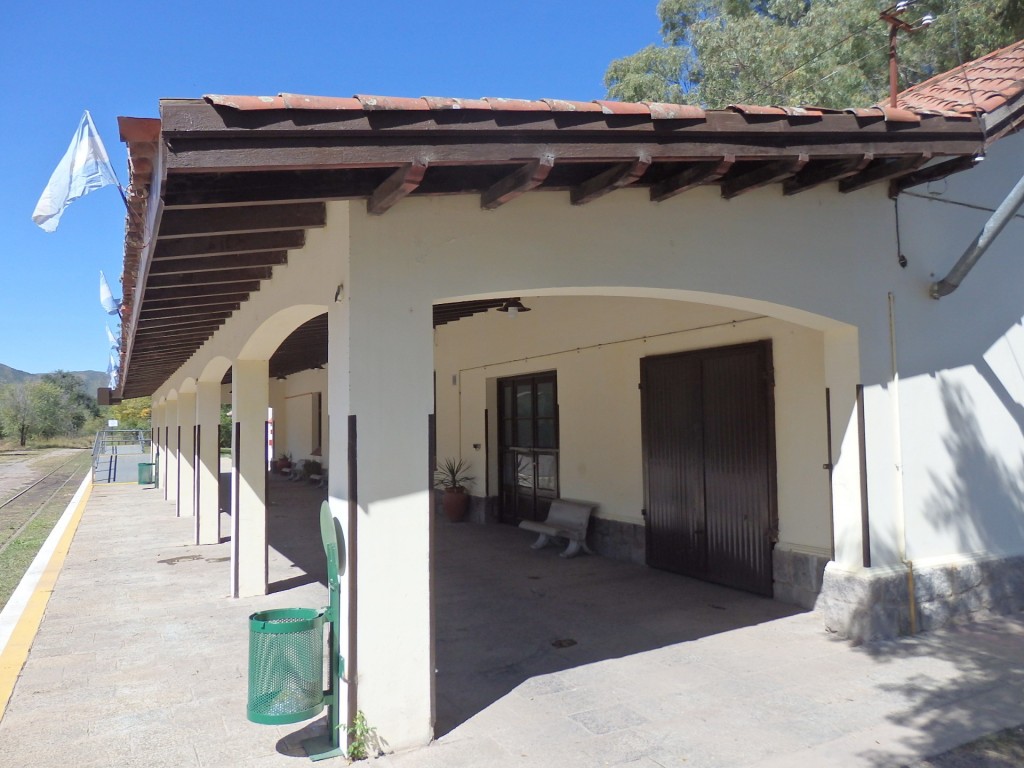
[0,453,89,555]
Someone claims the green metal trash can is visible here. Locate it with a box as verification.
[247,608,325,725]
[137,463,156,485]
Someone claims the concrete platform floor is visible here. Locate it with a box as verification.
[1,479,1022,767]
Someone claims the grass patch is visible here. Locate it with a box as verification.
[0,451,92,611]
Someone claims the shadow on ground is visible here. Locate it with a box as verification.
[432,519,803,736]
[856,618,1024,767]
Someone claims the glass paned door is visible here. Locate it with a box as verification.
[498,372,558,524]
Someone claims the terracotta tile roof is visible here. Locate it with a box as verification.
[896,39,1024,117]
[203,92,942,126]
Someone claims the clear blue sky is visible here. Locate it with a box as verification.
[0,1,660,376]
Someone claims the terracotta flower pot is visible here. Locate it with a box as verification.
[442,488,470,522]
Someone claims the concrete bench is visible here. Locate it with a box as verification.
[518,500,596,558]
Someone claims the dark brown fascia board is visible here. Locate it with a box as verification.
[163,135,983,176]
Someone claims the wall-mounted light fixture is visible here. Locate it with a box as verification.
[497,297,531,316]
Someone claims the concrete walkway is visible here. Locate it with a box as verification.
[0,481,1022,767]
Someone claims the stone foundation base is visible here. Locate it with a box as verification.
[817,555,1024,643]
[772,549,830,610]
[588,517,645,565]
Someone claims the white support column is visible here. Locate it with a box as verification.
[165,397,179,505]
[196,380,222,545]
[231,358,269,598]
[177,391,197,518]
[151,403,164,485]
[336,274,433,751]
[824,326,864,569]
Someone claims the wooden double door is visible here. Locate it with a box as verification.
[641,341,777,596]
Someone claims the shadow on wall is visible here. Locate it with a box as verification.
[924,377,1024,556]
[854,615,1024,767]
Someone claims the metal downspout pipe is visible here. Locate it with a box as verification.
[930,168,1024,298]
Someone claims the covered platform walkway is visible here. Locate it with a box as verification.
[0,481,1022,767]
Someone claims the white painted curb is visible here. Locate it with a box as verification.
[0,474,91,656]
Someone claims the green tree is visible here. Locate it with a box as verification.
[108,397,152,430]
[29,380,69,438]
[0,383,34,446]
[40,371,98,435]
[606,0,1024,109]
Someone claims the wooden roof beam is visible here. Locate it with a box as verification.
[146,267,273,289]
[159,203,326,238]
[136,313,233,330]
[722,155,809,199]
[142,293,252,310]
[149,252,287,274]
[783,155,873,195]
[571,154,652,205]
[140,303,241,320]
[154,231,305,259]
[840,154,931,193]
[367,160,428,215]
[888,155,978,196]
[144,282,262,300]
[481,156,555,210]
[651,156,735,202]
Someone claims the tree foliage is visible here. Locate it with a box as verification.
[0,372,99,446]
[606,0,1024,108]
[108,397,152,430]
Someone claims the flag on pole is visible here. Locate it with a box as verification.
[100,270,120,316]
[108,352,120,390]
[106,324,119,350]
[32,111,119,232]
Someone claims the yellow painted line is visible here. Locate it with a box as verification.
[0,479,92,720]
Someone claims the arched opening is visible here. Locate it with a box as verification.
[229,304,329,597]
[429,289,860,734]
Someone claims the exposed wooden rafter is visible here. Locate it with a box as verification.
[888,155,979,196]
[148,252,288,274]
[651,156,735,202]
[722,155,809,199]
[367,160,428,215]
[481,156,555,210]
[784,155,873,196]
[839,154,931,193]
[571,155,652,205]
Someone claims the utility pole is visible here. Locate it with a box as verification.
[880,1,934,107]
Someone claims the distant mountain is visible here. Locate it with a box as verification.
[0,364,107,394]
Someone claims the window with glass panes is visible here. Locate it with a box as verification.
[498,372,558,523]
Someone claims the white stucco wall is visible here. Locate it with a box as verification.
[142,138,1024,745]
[886,133,1024,565]
[279,368,329,466]
[435,296,832,557]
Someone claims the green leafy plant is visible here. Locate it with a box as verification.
[433,457,474,492]
[346,709,377,761]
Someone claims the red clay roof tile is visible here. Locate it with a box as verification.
[896,39,1024,115]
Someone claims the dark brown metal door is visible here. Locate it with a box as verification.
[641,341,776,596]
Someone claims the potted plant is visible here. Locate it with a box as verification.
[434,457,474,522]
[274,452,292,474]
